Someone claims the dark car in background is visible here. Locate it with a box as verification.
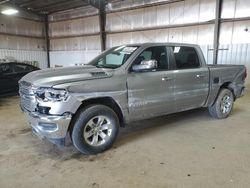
[0,62,39,96]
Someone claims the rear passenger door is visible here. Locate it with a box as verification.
[170,46,209,111]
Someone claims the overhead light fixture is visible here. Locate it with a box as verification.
[1,8,18,15]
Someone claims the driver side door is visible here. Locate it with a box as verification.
[127,46,175,121]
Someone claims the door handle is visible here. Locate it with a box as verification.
[196,74,205,78]
[162,77,173,81]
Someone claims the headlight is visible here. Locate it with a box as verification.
[35,88,68,102]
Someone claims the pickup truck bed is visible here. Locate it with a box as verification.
[207,64,246,106]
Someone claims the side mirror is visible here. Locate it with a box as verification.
[132,60,157,72]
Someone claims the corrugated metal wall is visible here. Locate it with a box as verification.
[49,13,101,66]
[0,0,248,84]
[105,0,250,85]
[49,16,100,37]
[0,49,47,69]
[0,15,47,68]
[0,15,44,37]
[47,0,249,85]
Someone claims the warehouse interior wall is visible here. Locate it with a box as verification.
[47,0,250,86]
[0,0,249,86]
[48,6,101,67]
[0,15,47,69]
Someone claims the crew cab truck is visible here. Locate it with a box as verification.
[19,43,247,154]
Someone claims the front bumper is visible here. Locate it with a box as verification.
[24,111,72,145]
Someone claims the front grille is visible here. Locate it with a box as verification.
[19,81,37,112]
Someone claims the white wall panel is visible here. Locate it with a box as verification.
[107,24,214,47]
[50,36,101,51]
[169,1,184,25]
[155,29,169,42]
[106,0,216,32]
[220,22,234,44]
[156,4,170,26]
[183,0,200,23]
[231,20,250,44]
[221,0,236,19]
[0,15,44,37]
[0,49,47,69]
[220,20,250,44]
[199,0,216,22]
[143,7,157,27]
[49,16,99,37]
[169,28,183,42]
[222,0,250,19]
[0,35,45,51]
[235,0,250,18]
[197,24,214,45]
[50,50,101,67]
[49,6,98,22]
[182,26,198,43]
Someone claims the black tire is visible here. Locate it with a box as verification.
[208,88,234,119]
[70,105,120,155]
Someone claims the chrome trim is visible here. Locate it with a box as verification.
[24,111,72,139]
[83,115,113,147]
[19,81,37,112]
[220,95,233,114]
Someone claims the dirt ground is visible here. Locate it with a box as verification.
[0,92,250,188]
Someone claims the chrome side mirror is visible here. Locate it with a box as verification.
[132,60,157,72]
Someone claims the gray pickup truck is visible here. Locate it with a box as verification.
[19,43,247,154]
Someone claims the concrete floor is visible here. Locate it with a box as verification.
[0,93,250,188]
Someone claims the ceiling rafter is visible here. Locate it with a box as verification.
[82,0,106,10]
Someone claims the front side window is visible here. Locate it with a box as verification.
[172,46,200,69]
[88,46,138,69]
[132,46,169,70]
[0,64,13,74]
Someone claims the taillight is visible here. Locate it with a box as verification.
[243,68,247,81]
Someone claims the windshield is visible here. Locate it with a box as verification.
[88,46,138,69]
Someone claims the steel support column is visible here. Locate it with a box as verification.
[213,0,223,65]
[83,0,106,51]
[45,15,50,68]
[99,2,106,51]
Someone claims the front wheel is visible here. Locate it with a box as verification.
[208,88,234,119]
[70,105,120,154]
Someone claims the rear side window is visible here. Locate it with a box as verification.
[172,46,200,69]
[14,64,32,72]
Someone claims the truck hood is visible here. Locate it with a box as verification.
[20,65,114,87]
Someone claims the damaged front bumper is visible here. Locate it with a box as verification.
[24,110,72,146]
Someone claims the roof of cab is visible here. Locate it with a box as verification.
[125,42,200,48]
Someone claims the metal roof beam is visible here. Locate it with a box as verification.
[82,0,106,9]
[33,0,86,12]
[213,0,223,65]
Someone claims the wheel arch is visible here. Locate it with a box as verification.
[70,97,125,131]
[219,82,236,100]
[210,82,235,107]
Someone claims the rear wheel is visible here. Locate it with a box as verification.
[208,88,234,119]
[70,105,120,154]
